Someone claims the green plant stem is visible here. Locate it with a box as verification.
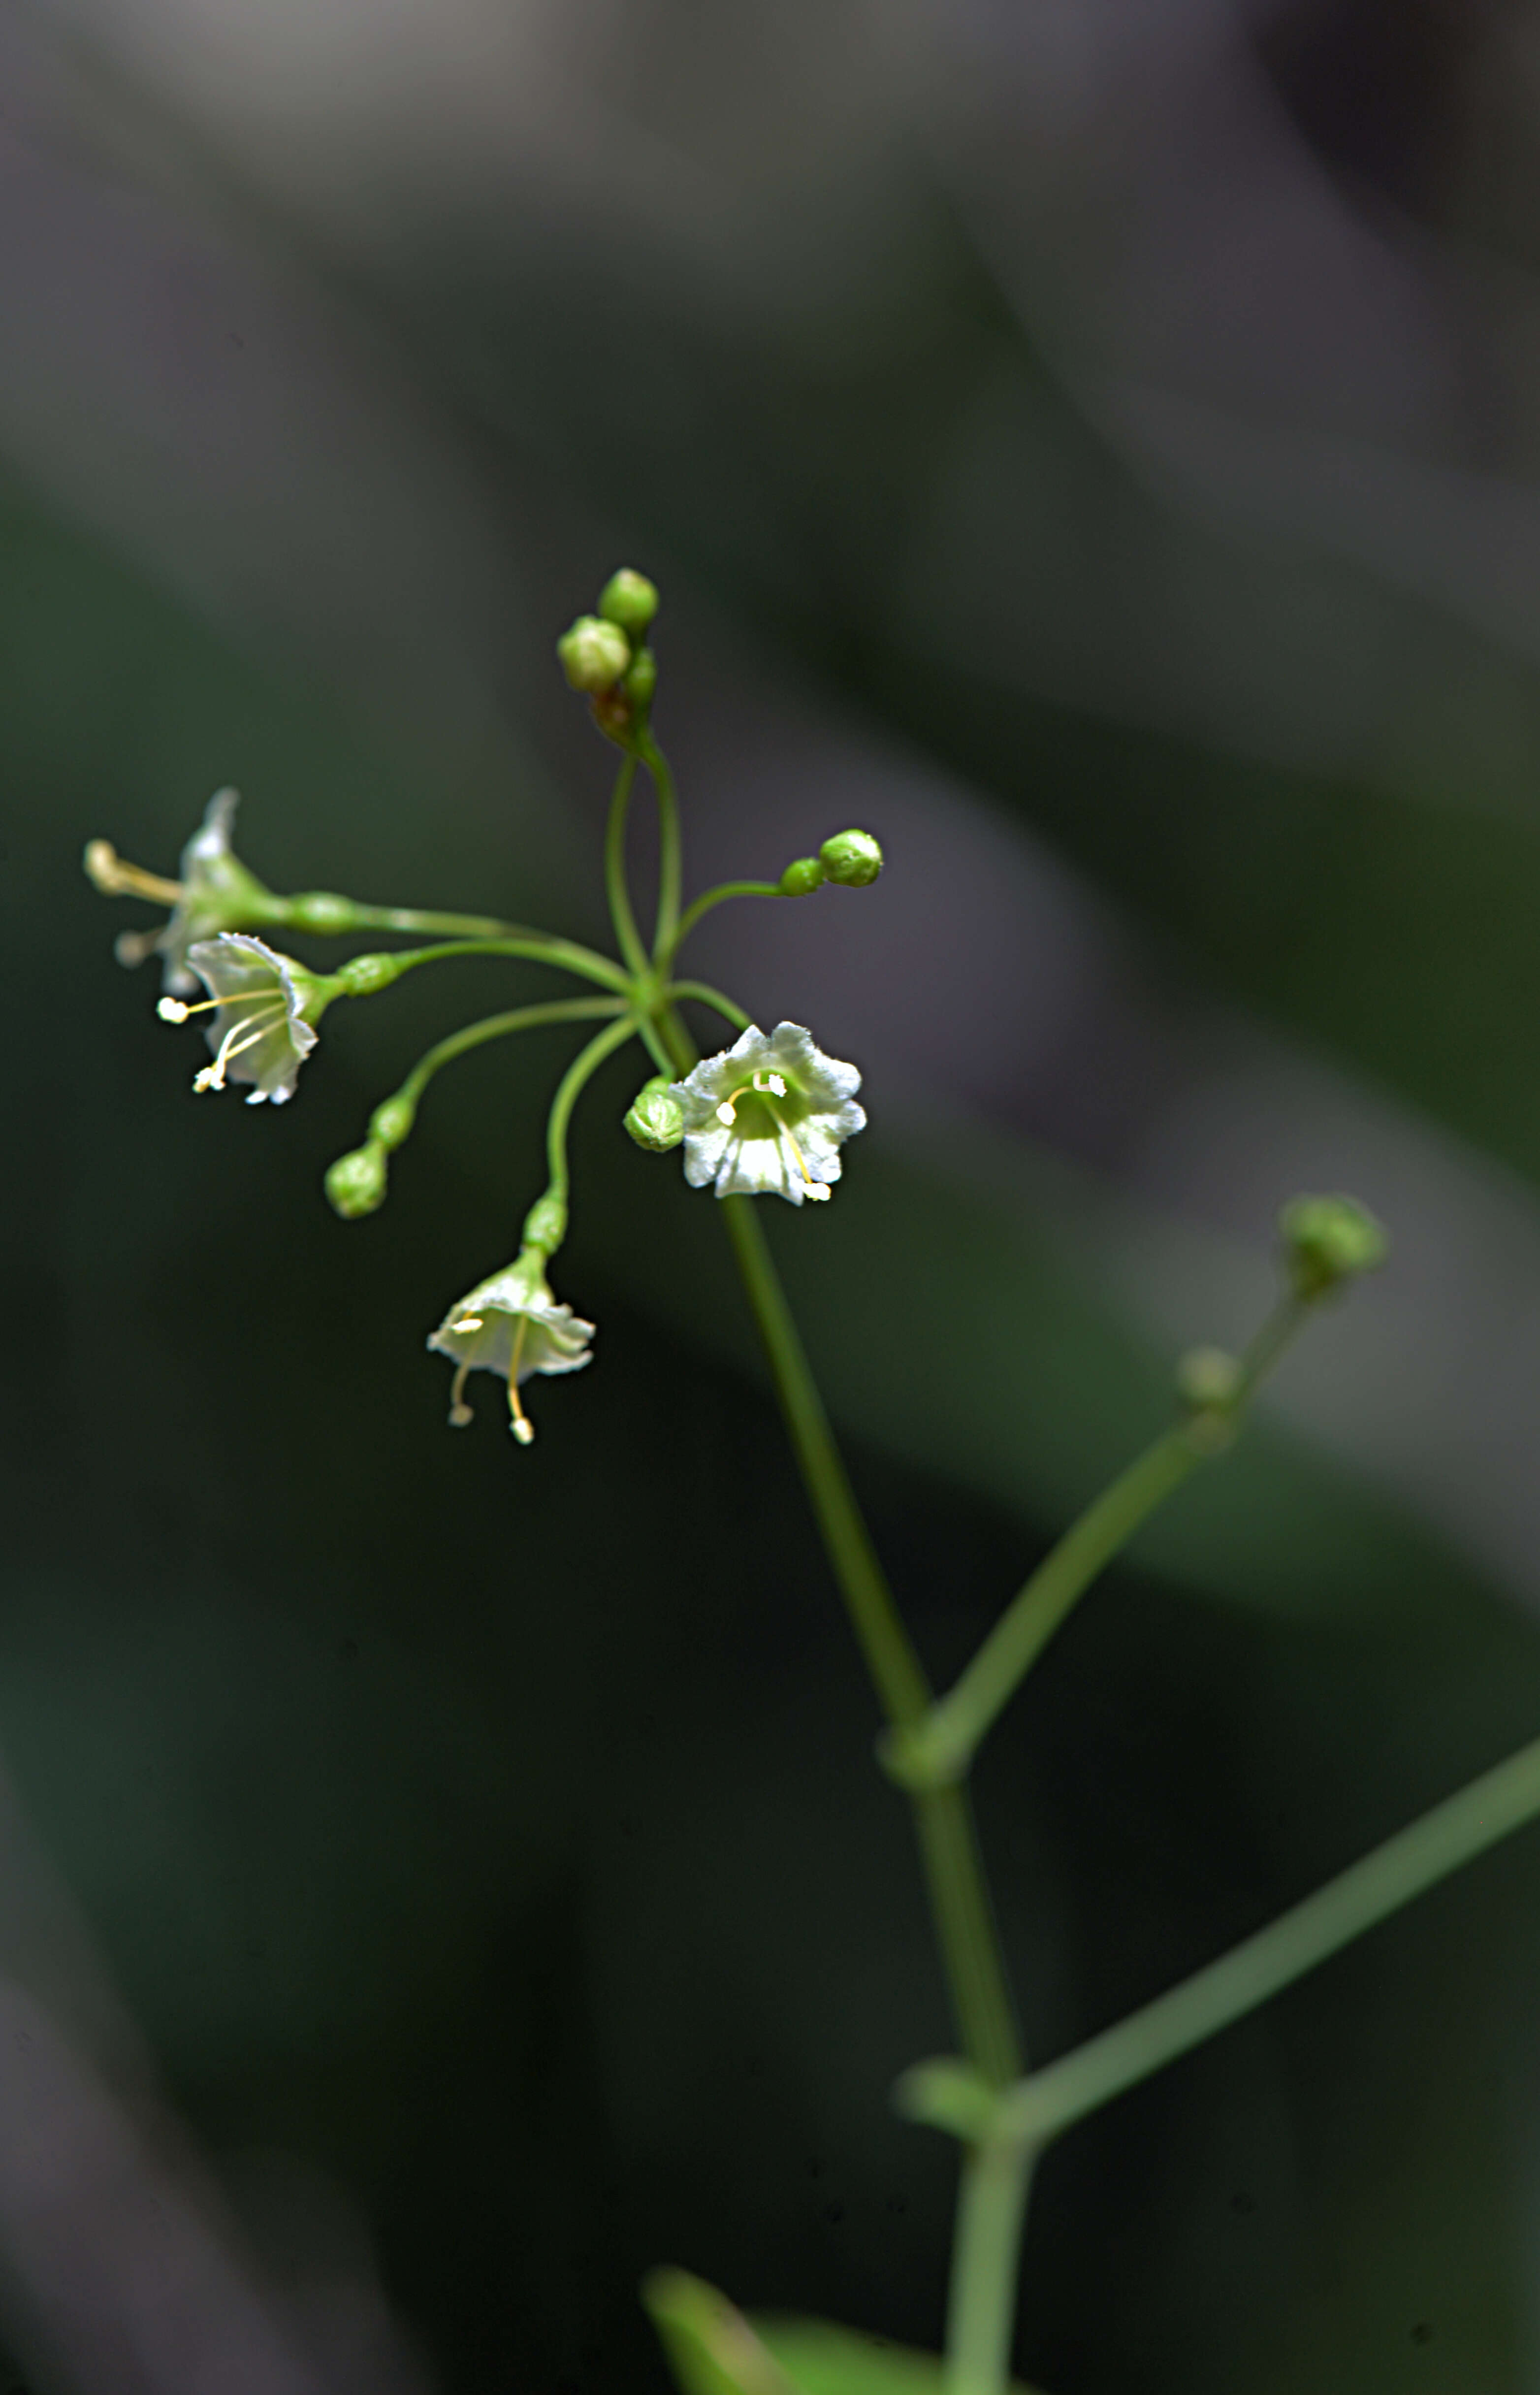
[639,731,683,959]
[392,998,629,1112]
[996,1725,1540,2151]
[544,1013,643,1199]
[888,1290,1318,1790]
[663,880,782,967]
[315,900,533,941]
[605,755,650,979]
[665,980,755,1034]
[366,936,632,998]
[945,2139,1036,2395]
[716,1187,1020,2087]
[891,1429,1202,1790]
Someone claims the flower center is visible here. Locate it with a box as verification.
[713,1070,830,1199]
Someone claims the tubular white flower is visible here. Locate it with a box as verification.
[669,1022,865,1204]
[427,1251,595,1444]
[88,789,284,994]
[172,934,338,1105]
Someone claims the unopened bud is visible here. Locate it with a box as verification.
[592,689,634,745]
[1279,1193,1388,1301]
[558,615,631,693]
[779,856,825,896]
[598,568,660,636]
[624,1076,685,1152]
[369,1093,417,1150]
[521,1191,568,1255]
[325,1142,388,1220]
[820,828,883,887]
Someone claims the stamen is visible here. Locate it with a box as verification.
[449,1361,474,1427]
[160,989,281,1023]
[84,842,185,906]
[191,1004,285,1093]
[507,1316,535,1445]
[766,1073,786,1097]
[716,1099,737,1126]
[455,1316,484,1333]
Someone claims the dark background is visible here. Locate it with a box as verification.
[5,0,1540,2387]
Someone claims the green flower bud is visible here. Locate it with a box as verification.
[369,1093,417,1150]
[778,856,825,896]
[1279,1193,1388,1301]
[325,1142,388,1220]
[598,568,660,636]
[521,1190,568,1256]
[819,828,884,887]
[622,647,657,710]
[286,890,360,935]
[623,1075,685,1152]
[334,951,403,997]
[557,615,631,693]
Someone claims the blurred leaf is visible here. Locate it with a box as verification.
[642,2267,801,2395]
[753,2313,1044,2395]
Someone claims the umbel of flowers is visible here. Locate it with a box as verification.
[85,567,882,1442]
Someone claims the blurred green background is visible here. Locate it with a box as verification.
[7,0,1540,2387]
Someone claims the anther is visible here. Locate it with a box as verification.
[455,1316,484,1333]
[716,1100,737,1126]
[158,998,190,1023]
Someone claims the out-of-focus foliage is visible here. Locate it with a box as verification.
[7,2,1540,2391]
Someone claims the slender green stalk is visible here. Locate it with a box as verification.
[997,1726,1540,2151]
[317,900,532,941]
[716,1187,1021,2086]
[887,1290,1321,1791]
[889,1430,1201,1790]
[639,730,683,959]
[360,935,632,998]
[945,2139,1036,2395]
[665,980,755,1034]
[544,1014,643,1198]
[604,755,650,979]
[392,998,629,1112]
[663,879,782,968]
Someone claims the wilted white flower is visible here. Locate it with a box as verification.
[428,1250,595,1444]
[670,1023,865,1204]
[159,934,338,1105]
[85,787,283,993]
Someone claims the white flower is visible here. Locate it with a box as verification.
[160,933,338,1105]
[670,1022,865,1204]
[86,789,283,994]
[428,1250,595,1444]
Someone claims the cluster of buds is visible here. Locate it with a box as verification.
[557,569,661,745]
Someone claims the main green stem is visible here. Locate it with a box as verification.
[716,1188,1021,2089]
[946,2141,1036,2395]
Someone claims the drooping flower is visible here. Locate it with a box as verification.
[427,1250,596,1444]
[669,1022,865,1204]
[158,934,340,1105]
[85,787,285,994]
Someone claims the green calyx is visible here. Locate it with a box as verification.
[778,856,825,896]
[1280,1193,1388,1300]
[624,1075,685,1152]
[334,951,404,998]
[558,615,632,694]
[820,828,883,887]
[521,1190,568,1256]
[325,1142,389,1220]
[598,568,660,636]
